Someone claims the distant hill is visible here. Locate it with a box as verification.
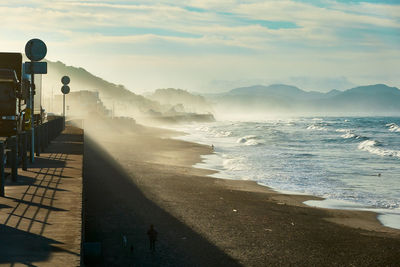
[41,60,215,123]
[208,84,400,116]
[42,60,161,117]
[147,88,213,114]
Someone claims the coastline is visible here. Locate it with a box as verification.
[171,124,400,232]
[192,144,400,234]
[84,122,400,265]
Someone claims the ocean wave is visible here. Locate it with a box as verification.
[341,132,362,139]
[236,135,262,146]
[215,131,232,137]
[223,157,247,171]
[386,123,400,133]
[307,124,327,131]
[341,132,357,139]
[358,140,400,158]
[336,129,363,139]
[196,126,210,132]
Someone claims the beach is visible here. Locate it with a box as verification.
[83,122,400,266]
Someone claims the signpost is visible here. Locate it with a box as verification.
[24,62,47,74]
[61,76,70,129]
[25,38,47,162]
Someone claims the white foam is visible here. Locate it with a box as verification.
[307,124,327,131]
[336,128,349,133]
[196,126,210,132]
[305,199,366,209]
[215,131,232,137]
[304,199,400,230]
[236,135,262,146]
[386,123,400,132]
[222,156,247,171]
[340,131,362,139]
[341,132,356,139]
[358,140,400,158]
[378,213,400,229]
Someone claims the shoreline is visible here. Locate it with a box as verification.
[171,126,400,232]
[84,121,400,265]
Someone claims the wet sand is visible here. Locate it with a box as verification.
[83,122,400,266]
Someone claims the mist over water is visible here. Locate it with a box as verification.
[171,117,400,229]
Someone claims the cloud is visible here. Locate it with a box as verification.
[0,0,399,92]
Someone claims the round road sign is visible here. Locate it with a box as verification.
[25,39,47,61]
[61,76,70,85]
[61,85,70,94]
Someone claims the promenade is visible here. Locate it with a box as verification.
[0,126,83,266]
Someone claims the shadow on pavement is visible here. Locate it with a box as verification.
[84,136,241,266]
[29,157,67,169]
[0,224,60,264]
[0,204,11,209]
[5,175,36,186]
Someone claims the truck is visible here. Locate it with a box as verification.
[0,53,26,137]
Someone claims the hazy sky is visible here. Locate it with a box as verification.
[0,0,399,93]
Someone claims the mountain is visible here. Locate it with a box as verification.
[320,84,400,113]
[228,84,305,97]
[208,84,400,116]
[41,60,215,123]
[147,88,213,114]
[42,60,160,117]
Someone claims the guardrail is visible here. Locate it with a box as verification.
[0,116,64,197]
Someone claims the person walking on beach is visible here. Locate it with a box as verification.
[147,224,158,252]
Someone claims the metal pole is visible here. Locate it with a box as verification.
[41,125,45,153]
[11,136,18,182]
[22,132,28,171]
[30,73,35,163]
[63,94,65,129]
[28,129,34,163]
[0,142,4,197]
[35,126,40,157]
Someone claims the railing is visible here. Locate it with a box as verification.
[0,116,64,197]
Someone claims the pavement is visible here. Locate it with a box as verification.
[0,126,83,267]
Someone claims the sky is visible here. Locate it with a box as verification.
[0,0,399,93]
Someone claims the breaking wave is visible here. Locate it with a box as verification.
[341,132,358,139]
[215,131,232,137]
[222,156,247,171]
[358,140,400,158]
[195,126,232,138]
[386,123,400,133]
[307,124,327,131]
[236,135,262,146]
[336,129,363,139]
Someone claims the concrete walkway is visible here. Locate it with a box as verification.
[0,126,83,266]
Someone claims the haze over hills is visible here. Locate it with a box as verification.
[208,84,400,117]
[42,60,215,123]
[42,60,161,117]
[41,59,400,120]
[147,88,213,114]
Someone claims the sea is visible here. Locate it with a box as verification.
[170,117,400,230]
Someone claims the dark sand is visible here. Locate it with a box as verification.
[83,122,400,266]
